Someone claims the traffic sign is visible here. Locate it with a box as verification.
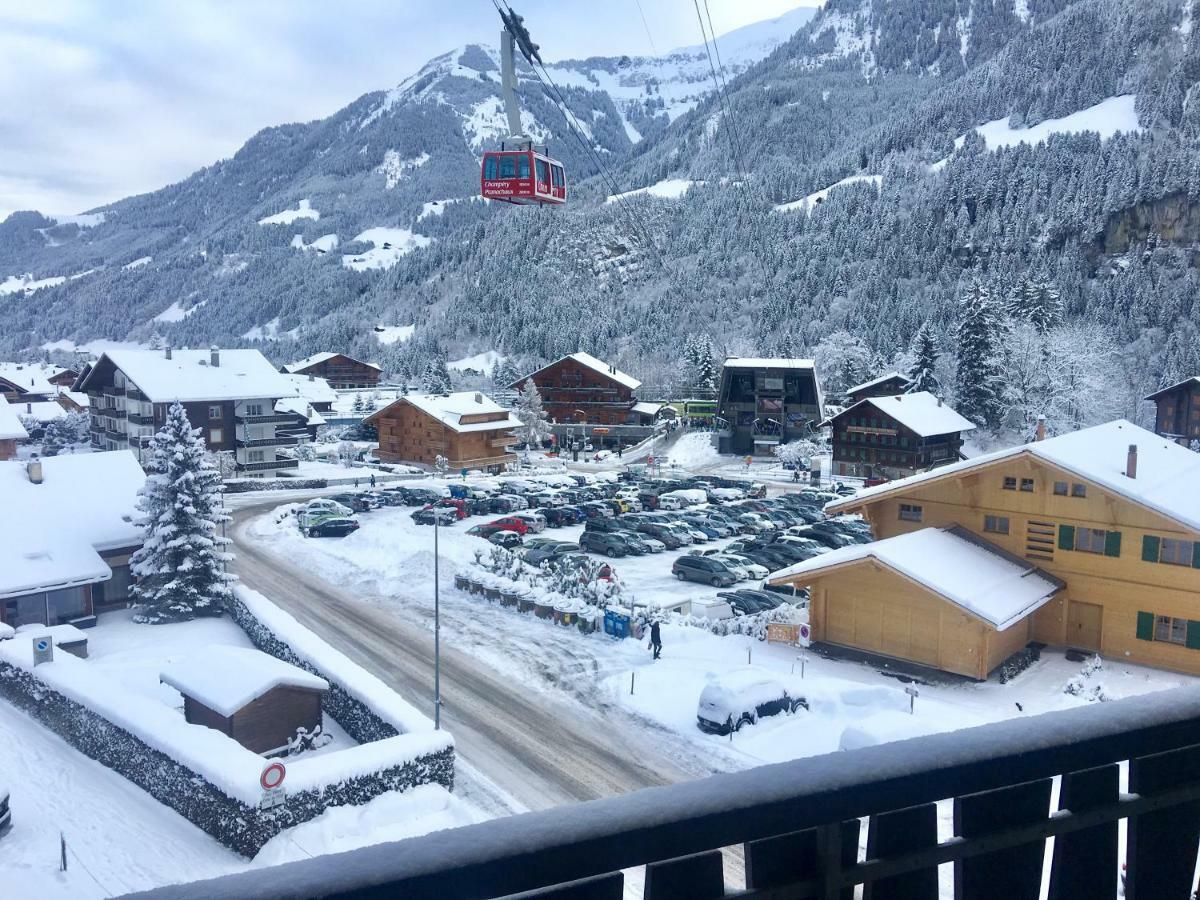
[647,456,654,465]
[32,636,53,666]
[260,761,287,791]
[799,623,811,641]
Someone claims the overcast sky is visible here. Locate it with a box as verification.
[0,1,819,221]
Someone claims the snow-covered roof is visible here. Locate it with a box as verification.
[846,371,912,395]
[1146,376,1200,401]
[63,391,90,409]
[16,623,89,646]
[275,395,326,426]
[830,420,1200,534]
[632,401,663,416]
[827,392,976,438]
[283,352,381,374]
[84,349,293,403]
[160,646,328,716]
[0,362,55,396]
[0,451,146,598]
[518,352,641,391]
[282,373,338,405]
[12,400,66,423]
[371,391,521,434]
[722,357,816,370]
[768,526,1063,630]
[0,397,29,441]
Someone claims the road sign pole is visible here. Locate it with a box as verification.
[434,508,441,730]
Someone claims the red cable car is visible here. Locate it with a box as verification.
[480,147,566,205]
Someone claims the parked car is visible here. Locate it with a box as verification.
[634,522,684,549]
[307,517,361,537]
[512,511,547,533]
[489,516,530,535]
[406,488,445,506]
[579,530,631,557]
[672,555,738,587]
[412,506,458,526]
[696,670,807,735]
[488,530,524,548]
[435,498,469,520]
[301,498,354,519]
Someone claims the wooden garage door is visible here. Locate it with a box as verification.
[1067,601,1103,651]
[822,577,943,668]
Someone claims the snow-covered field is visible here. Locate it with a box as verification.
[606,178,697,204]
[774,174,882,214]
[342,227,431,271]
[257,198,319,226]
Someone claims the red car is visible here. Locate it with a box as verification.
[436,498,468,520]
[489,516,529,535]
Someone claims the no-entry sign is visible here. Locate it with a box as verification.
[260,762,287,791]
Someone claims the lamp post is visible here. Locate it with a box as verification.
[433,499,441,729]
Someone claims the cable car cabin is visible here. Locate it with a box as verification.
[481,150,566,205]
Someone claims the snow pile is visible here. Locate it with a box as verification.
[373,324,415,345]
[774,175,882,214]
[839,710,946,750]
[607,178,697,204]
[377,150,430,189]
[667,432,720,469]
[290,233,339,254]
[258,199,320,226]
[0,273,67,296]
[342,227,432,271]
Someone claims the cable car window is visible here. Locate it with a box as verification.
[484,156,498,180]
[536,159,550,185]
[499,155,516,178]
[552,166,564,187]
[517,155,530,178]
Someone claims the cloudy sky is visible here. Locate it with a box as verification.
[0,1,817,220]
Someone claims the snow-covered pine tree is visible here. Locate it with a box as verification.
[955,280,1006,431]
[130,401,233,624]
[1007,274,1064,334]
[39,419,68,456]
[491,358,521,390]
[907,321,941,394]
[513,379,552,449]
[681,333,718,397]
[422,357,452,393]
[352,392,366,414]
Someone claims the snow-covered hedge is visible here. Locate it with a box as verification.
[224,478,329,493]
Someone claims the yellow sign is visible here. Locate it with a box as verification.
[767,623,800,645]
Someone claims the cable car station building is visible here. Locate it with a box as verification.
[769,420,1200,680]
[716,358,823,456]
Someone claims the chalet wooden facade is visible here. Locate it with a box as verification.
[161,647,329,756]
[771,421,1200,678]
[512,353,643,425]
[283,353,381,389]
[717,358,824,456]
[365,391,519,473]
[1146,377,1200,445]
[824,392,975,480]
[844,371,913,405]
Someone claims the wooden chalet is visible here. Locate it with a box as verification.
[161,646,329,755]
[283,353,381,389]
[512,353,643,426]
[824,392,975,480]
[844,371,914,405]
[1146,377,1200,446]
[0,363,55,404]
[365,391,519,473]
[770,420,1200,678]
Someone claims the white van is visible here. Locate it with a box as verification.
[657,494,683,511]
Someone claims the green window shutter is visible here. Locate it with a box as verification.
[1142,535,1161,563]
[1193,541,1200,569]
[1188,621,1200,651]
[1104,531,1122,558]
[1058,524,1075,551]
[1136,611,1154,641]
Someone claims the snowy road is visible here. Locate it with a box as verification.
[229,503,726,814]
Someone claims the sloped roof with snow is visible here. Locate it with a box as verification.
[0,397,29,441]
[275,396,326,426]
[0,362,55,396]
[1146,376,1200,401]
[830,420,1200,534]
[723,357,816,370]
[827,392,976,437]
[846,371,912,395]
[0,451,146,597]
[83,349,293,403]
[161,646,328,716]
[369,391,521,434]
[13,400,67,423]
[282,373,338,405]
[517,352,641,391]
[768,526,1063,631]
[283,352,381,373]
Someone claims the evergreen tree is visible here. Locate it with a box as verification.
[130,402,233,624]
[1007,274,1064,334]
[513,379,552,449]
[421,357,452,393]
[907,321,941,394]
[681,334,718,397]
[955,281,1006,430]
[352,392,366,414]
[491,358,521,390]
[39,418,69,456]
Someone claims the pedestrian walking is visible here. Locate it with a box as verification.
[649,620,662,660]
[369,473,376,487]
[354,478,360,488]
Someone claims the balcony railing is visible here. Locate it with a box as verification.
[107,408,127,419]
[103,428,125,440]
[128,412,154,425]
[234,458,299,472]
[129,686,1200,900]
[234,413,294,424]
[236,436,299,448]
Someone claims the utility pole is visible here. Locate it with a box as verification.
[434,504,441,729]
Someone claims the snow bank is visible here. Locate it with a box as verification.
[449,349,504,373]
[258,198,320,226]
[0,273,67,296]
[374,324,415,345]
[342,227,432,271]
[667,432,720,469]
[290,233,339,254]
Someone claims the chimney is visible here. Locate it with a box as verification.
[475,392,483,404]
[1035,415,1046,442]
[936,397,943,407]
[25,402,31,414]
[210,346,220,368]
[26,457,43,485]
[165,344,172,360]
[1126,444,1138,479]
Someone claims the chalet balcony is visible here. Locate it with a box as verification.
[125,386,147,401]
[236,436,299,448]
[128,412,155,426]
[234,458,299,472]
[234,413,295,424]
[103,428,125,440]
[134,686,1200,900]
[107,408,127,419]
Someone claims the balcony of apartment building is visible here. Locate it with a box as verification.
[133,685,1200,900]
[234,411,294,424]
[236,435,299,448]
[234,458,298,473]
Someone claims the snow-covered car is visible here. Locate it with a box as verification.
[307,517,360,538]
[737,513,776,533]
[513,512,547,533]
[697,670,808,735]
[488,530,523,548]
[637,535,666,553]
[721,555,769,580]
[300,498,354,519]
[709,487,744,502]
